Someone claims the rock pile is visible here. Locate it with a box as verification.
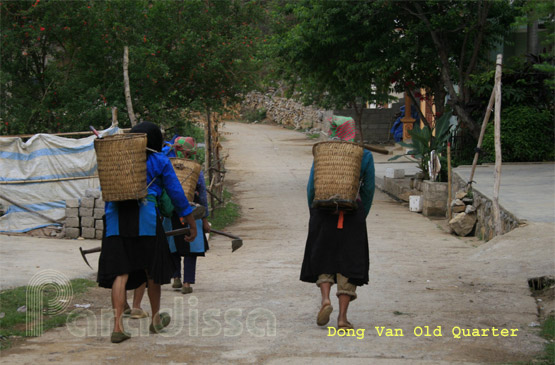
[448,190,477,236]
[64,189,104,240]
[241,91,331,131]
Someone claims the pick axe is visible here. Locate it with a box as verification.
[79,227,243,269]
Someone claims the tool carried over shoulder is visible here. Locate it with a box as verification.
[79,227,243,269]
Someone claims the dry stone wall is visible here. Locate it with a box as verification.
[241,92,400,143]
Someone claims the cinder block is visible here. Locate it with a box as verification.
[85,189,101,199]
[66,208,79,218]
[95,219,104,230]
[80,197,95,208]
[79,207,93,217]
[409,195,423,213]
[65,198,80,208]
[81,227,96,239]
[81,216,95,228]
[93,208,104,219]
[385,168,405,179]
[65,227,80,239]
[65,217,80,228]
[95,198,105,209]
[95,230,103,240]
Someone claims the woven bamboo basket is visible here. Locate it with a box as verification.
[312,141,364,210]
[94,133,147,202]
[170,158,201,202]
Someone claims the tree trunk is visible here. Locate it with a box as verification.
[351,101,365,142]
[123,46,137,127]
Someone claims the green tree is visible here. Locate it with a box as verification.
[0,0,262,135]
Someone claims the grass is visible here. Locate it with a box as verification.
[307,133,320,139]
[537,315,555,364]
[0,278,96,350]
[209,188,240,231]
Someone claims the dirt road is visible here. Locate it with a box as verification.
[1,122,551,364]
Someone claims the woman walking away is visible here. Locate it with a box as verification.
[168,136,211,295]
[300,119,375,330]
[97,121,197,343]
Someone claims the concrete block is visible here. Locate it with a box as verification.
[80,197,95,208]
[79,207,93,217]
[81,216,95,228]
[85,188,101,199]
[95,198,105,209]
[65,217,80,228]
[65,227,80,239]
[95,219,104,230]
[66,208,79,218]
[409,195,423,213]
[95,230,103,240]
[81,227,96,239]
[385,168,405,179]
[94,208,104,219]
[65,198,80,208]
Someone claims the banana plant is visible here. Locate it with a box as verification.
[389,109,453,181]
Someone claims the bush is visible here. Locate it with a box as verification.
[481,105,554,162]
[242,108,267,123]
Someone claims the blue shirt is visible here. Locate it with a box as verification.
[307,149,375,217]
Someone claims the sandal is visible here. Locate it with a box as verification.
[130,308,149,319]
[149,312,171,334]
[316,304,333,326]
[181,286,193,294]
[123,302,131,316]
[338,321,354,330]
[111,331,131,343]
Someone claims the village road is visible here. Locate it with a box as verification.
[1,121,552,364]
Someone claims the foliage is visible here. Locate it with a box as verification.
[481,105,554,162]
[389,110,453,181]
[242,108,266,123]
[0,279,95,350]
[0,0,263,135]
[209,188,240,230]
[266,0,398,141]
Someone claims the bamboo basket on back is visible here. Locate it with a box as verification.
[170,158,201,202]
[312,141,364,211]
[94,133,148,201]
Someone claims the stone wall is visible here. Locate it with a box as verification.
[241,92,401,143]
[241,92,332,132]
[452,173,520,241]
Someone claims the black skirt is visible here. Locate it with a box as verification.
[300,207,369,286]
[97,210,177,290]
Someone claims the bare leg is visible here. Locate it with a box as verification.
[111,274,129,333]
[337,294,351,327]
[133,282,146,309]
[146,278,162,326]
[319,282,331,308]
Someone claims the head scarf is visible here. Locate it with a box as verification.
[174,136,196,158]
[130,121,163,153]
[328,116,356,142]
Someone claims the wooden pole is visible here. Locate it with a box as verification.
[468,90,496,186]
[493,54,503,236]
[123,46,137,127]
[447,142,452,220]
[111,107,118,128]
[401,91,416,141]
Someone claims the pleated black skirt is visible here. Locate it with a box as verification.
[97,214,177,290]
[300,207,370,286]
